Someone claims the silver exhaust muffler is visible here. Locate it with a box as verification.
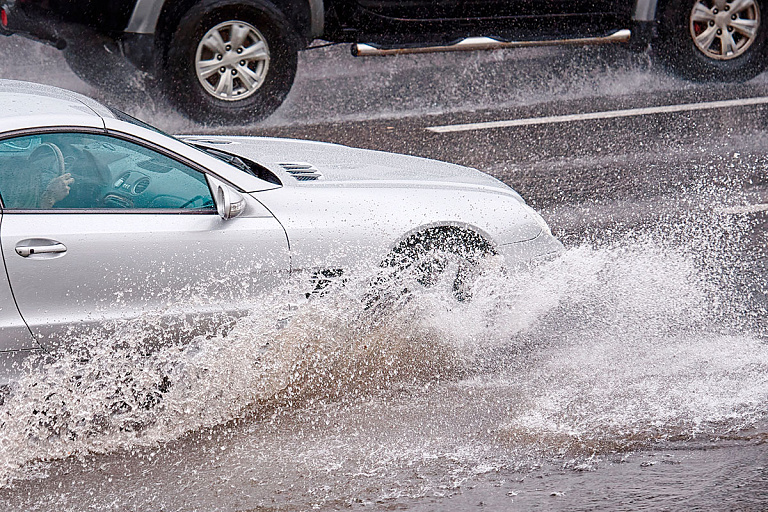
[352,29,631,57]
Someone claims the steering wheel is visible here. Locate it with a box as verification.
[27,142,70,208]
[27,142,66,181]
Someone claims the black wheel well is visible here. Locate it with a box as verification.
[154,0,313,60]
[386,226,496,266]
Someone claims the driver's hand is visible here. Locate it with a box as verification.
[40,173,74,208]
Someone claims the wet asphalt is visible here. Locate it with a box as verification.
[2,34,768,511]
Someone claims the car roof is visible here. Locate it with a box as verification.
[0,80,116,130]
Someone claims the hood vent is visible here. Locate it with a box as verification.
[278,162,323,181]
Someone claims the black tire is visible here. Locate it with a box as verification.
[370,228,495,308]
[163,0,299,125]
[656,0,768,81]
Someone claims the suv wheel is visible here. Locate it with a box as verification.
[657,0,768,81]
[164,0,299,125]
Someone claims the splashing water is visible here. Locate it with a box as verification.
[0,204,766,494]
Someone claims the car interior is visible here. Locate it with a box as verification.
[0,133,216,211]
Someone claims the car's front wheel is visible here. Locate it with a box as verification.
[163,0,299,125]
[657,0,768,81]
[367,228,496,311]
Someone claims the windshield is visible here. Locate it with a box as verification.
[108,107,280,185]
[108,108,177,138]
[194,144,281,185]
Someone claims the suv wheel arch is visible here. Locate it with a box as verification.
[153,0,316,59]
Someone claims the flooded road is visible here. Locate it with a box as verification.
[1,35,768,510]
[1,211,766,510]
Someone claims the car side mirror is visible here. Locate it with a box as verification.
[207,175,245,219]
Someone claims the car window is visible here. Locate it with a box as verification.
[0,133,216,211]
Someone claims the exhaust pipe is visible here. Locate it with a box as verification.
[352,29,631,57]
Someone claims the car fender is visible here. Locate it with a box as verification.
[253,185,543,273]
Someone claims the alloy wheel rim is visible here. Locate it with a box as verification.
[690,0,761,60]
[195,20,270,102]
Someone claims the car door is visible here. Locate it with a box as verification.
[0,131,290,351]
[0,213,38,351]
[458,0,622,19]
[354,0,461,20]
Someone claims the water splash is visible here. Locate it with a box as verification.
[0,199,766,492]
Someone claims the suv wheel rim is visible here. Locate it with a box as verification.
[195,20,270,102]
[690,0,761,60]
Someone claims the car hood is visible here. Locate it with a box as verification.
[183,136,524,198]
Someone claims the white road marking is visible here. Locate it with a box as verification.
[426,96,768,133]
[718,203,768,215]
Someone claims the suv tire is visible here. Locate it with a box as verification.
[657,0,768,81]
[163,0,299,125]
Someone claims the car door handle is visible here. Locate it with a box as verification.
[15,242,67,257]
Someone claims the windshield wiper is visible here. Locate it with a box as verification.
[199,146,251,173]
[194,145,282,186]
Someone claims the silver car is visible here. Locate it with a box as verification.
[0,80,562,385]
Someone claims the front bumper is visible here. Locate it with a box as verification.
[500,230,565,267]
[1,2,158,73]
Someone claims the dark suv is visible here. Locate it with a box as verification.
[1,0,765,125]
